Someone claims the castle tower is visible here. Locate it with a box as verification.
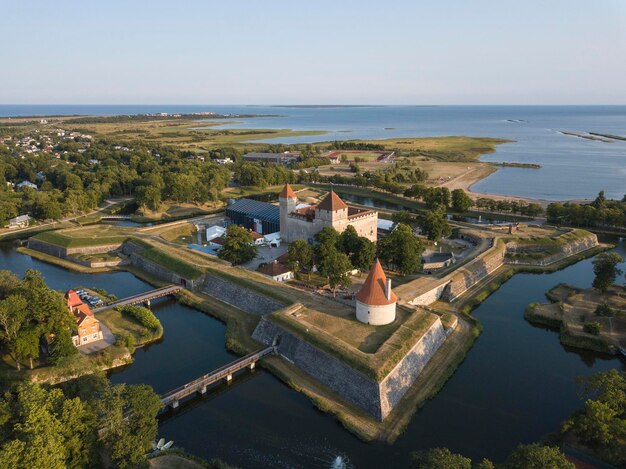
[355,260,397,325]
[279,183,297,241]
[315,190,348,229]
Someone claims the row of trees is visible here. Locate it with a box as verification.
[0,270,77,370]
[547,191,626,229]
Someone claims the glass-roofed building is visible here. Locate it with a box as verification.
[225,198,280,235]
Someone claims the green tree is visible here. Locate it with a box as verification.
[15,326,40,369]
[392,210,417,228]
[0,294,29,369]
[217,224,257,265]
[97,383,162,469]
[324,250,352,297]
[377,223,424,275]
[503,443,574,469]
[420,205,452,241]
[0,270,19,299]
[592,252,623,292]
[287,239,314,277]
[451,188,472,213]
[410,447,472,469]
[314,227,340,275]
[351,237,376,272]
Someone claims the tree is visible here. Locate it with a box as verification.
[420,205,452,241]
[592,252,623,292]
[451,188,472,213]
[377,223,424,275]
[15,326,40,369]
[503,443,574,469]
[287,239,314,277]
[0,270,19,299]
[0,294,29,369]
[410,447,472,469]
[391,210,417,228]
[217,224,257,265]
[314,227,340,275]
[97,383,162,469]
[423,187,451,209]
[324,250,352,297]
[350,237,376,272]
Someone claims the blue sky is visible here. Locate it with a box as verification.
[2,0,625,104]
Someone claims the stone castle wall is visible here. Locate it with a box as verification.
[252,315,447,420]
[129,253,202,289]
[444,240,506,301]
[505,232,598,266]
[203,273,283,315]
[27,238,68,258]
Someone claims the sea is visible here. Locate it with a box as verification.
[1,104,625,201]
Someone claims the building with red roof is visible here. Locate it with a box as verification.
[279,184,378,243]
[355,260,397,325]
[66,290,103,347]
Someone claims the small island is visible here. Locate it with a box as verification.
[526,284,626,354]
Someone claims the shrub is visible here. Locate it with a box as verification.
[583,322,602,335]
[595,303,615,317]
[120,305,162,331]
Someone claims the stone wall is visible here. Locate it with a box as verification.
[408,280,451,306]
[505,232,598,266]
[252,315,447,420]
[130,253,202,289]
[203,273,283,315]
[27,238,124,258]
[443,240,506,301]
[27,238,67,258]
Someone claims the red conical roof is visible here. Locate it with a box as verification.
[356,260,397,306]
[317,190,348,211]
[279,183,296,199]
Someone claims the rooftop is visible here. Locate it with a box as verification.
[317,191,348,212]
[356,260,397,306]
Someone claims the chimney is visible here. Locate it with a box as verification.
[385,279,392,301]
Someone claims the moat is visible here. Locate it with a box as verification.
[1,238,624,468]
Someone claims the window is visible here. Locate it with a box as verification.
[82,337,88,342]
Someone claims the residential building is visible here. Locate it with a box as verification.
[66,290,104,347]
[8,214,31,229]
[16,180,38,190]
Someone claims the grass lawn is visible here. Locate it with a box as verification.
[139,247,204,279]
[98,308,163,346]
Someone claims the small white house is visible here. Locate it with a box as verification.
[8,215,31,229]
[263,232,282,247]
[206,225,226,242]
[258,260,294,282]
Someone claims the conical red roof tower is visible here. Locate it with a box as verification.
[356,260,397,306]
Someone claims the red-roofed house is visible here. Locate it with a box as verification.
[66,290,103,347]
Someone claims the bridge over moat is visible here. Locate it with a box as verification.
[160,346,275,409]
[92,284,183,313]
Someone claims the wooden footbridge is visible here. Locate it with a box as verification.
[100,215,132,220]
[161,346,275,409]
[92,285,183,313]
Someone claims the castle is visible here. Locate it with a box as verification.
[279,184,378,243]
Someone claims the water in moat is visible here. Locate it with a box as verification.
[0,238,624,468]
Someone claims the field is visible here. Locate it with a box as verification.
[21,116,328,152]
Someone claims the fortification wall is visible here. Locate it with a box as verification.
[66,243,124,256]
[130,253,202,289]
[444,240,506,301]
[408,281,451,306]
[252,315,447,420]
[505,232,598,266]
[27,238,68,258]
[203,273,283,315]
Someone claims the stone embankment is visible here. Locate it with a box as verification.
[403,230,598,305]
[252,315,447,420]
[27,238,124,259]
[202,273,283,315]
